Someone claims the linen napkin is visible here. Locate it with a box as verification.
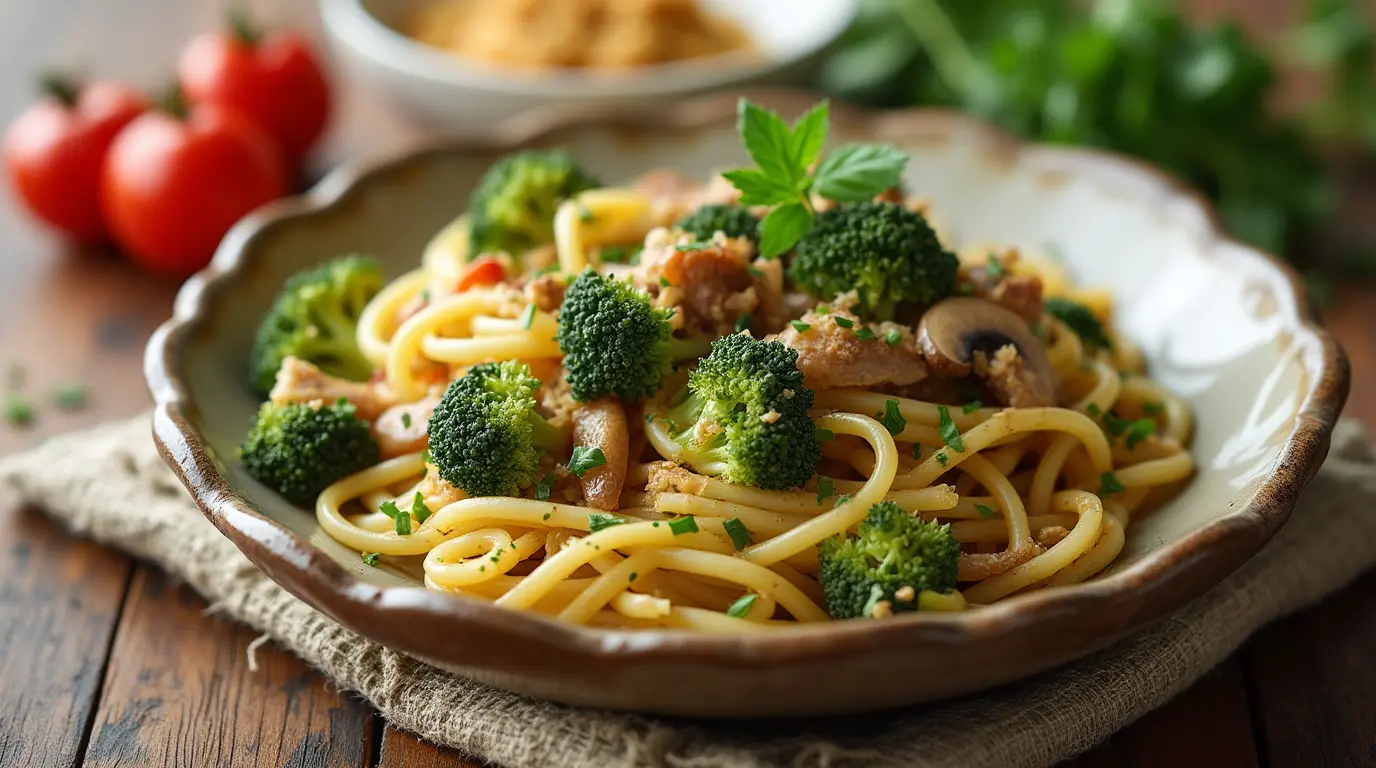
[3,414,1375,768]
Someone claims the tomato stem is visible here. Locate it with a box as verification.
[38,72,80,107]
[159,84,189,119]
[228,8,261,46]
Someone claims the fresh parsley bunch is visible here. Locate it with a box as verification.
[723,99,909,258]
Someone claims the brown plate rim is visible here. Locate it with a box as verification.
[144,91,1350,672]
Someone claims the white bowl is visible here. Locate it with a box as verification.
[319,0,859,133]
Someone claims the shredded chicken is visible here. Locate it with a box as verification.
[957,247,1045,325]
[371,397,440,459]
[537,366,577,434]
[973,345,1041,409]
[572,398,630,511]
[270,357,398,421]
[770,299,927,390]
[635,229,774,337]
[958,542,1042,582]
[524,273,567,313]
[645,460,707,496]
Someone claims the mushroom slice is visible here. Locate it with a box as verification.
[916,298,1057,407]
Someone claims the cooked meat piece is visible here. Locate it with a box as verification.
[270,356,398,421]
[973,344,1043,409]
[957,247,1044,325]
[538,365,577,434]
[572,398,630,511]
[770,302,927,390]
[636,229,764,337]
[644,460,707,496]
[524,273,567,313]
[371,397,440,459]
[416,469,466,513]
[958,542,1041,581]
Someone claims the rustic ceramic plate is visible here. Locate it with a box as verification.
[146,92,1348,717]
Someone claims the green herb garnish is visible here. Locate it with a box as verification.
[882,399,906,436]
[588,512,626,533]
[568,446,607,477]
[668,516,699,535]
[723,518,751,551]
[937,405,965,453]
[727,593,759,618]
[379,500,411,536]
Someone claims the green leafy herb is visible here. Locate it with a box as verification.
[379,500,411,536]
[746,264,764,278]
[937,405,965,453]
[1099,472,1126,496]
[1143,401,1166,417]
[854,326,877,340]
[659,276,671,288]
[629,572,638,582]
[568,446,607,477]
[1086,403,1103,418]
[723,518,752,551]
[361,552,380,567]
[1125,419,1156,450]
[816,476,834,505]
[726,593,759,618]
[884,329,902,347]
[401,412,412,428]
[734,313,752,333]
[911,443,923,459]
[675,242,715,252]
[963,400,982,415]
[588,512,626,533]
[935,452,949,467]
[53,382,87,411]
[519,303,537,330]
[882,399,906,436]
[791,320,812,333]
[985,253,1005,280]
[4,395,34,427]
[834,316,854,329]
[813,143,909,202]
[543,512,553,521]
[834,493,853,507]
[976,503,998,518]
[536,473,556,501]
[411,492,432,524]
[668,516,699,535]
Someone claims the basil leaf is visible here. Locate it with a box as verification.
[789,100,830,173]
[720,168,797,207]
[813,143,908,202]
[758,202,813,258]
[738,99,802,187]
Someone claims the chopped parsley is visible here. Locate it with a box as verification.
[629,573,638,583]
[882,399,906,436]
[975,504,998,518]
[1143,401,1166,417]
[53,382,88,411]
[883,329,902,347]
[568,446,607,477]
[674,242,714,252]
[659,276,671,288]
[935,452,949,467]
[1125,419,1156,450]
[579,206,595,223]
[854,326,877,341]
[734,313,752,333]
[401,412,412,428]
[1099,472,1126,495]
[588,512,626,533]
[1086,403,1103,417]
[723,518,751,551]
[833,316,854,329]
[790,320,811,333]
[834,493,853,507]
[816,477,834,505]
[816,427,835,442]
[746,265,764,278]
[911,443,923,459]
[986,253,1005,279]
[4,395,34,427]
[519,303,537,330]
[361,552,380,567]
[542,512,553,521]
[726,593,758,618]
[379,501,411,536]
[536,473,557,501]
[410,492,432,524]
[962,400,983,415]
[668,516,699,535]
[937,406,965,453]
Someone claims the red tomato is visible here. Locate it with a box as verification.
[456,257,507,292]
[177,13,332,164]
[101,101,287,277]
[3,77,146,242]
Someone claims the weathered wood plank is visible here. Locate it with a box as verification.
[378,727,484,768]
[80,566,376,768]
[0,499,132,768]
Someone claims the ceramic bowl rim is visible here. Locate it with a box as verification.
[145,91,1349,675]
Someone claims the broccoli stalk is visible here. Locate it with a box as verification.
[653,334,820,490]
[556,269,710,402]
[249,255,383,396]
[468,149,600,256]
[818,501,961,619]
[426,360,565,497]
[240,398,380,506]
[789,201,958,321]
[675,203,761,246]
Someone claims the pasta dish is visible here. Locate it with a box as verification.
[239,99,1195,633]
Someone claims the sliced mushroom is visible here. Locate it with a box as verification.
[916,297,1057,407]
[571,398,630,511]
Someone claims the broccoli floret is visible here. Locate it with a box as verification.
[240,399,380,506]
[556,269,710,402]
[468,149,600,256]
[657,334,820,490]
[1045,297,1113,351]
[818,501,961,619]
[249,255,383,396]
[675,203,760,245]
[789,201,958,321]
[427,361,565,497]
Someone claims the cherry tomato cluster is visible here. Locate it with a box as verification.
[2,13,332,278]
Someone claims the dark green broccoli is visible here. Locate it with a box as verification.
[789,201,958,321]
[675,203,760,245]
[240,398,380,506]
[1045,297,1113,351]
[467,149,600,256]
[818,501,961,619]
[655,334,820,490]
[249,255,383,396]
[427,360,565,497]
[556,269,711,402]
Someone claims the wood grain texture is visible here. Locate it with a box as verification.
[81,567,375,768]
[378,727,483,768]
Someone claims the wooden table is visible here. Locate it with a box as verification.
[1,1,1372,766]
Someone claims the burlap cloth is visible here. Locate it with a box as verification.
[3,415,1375,768]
